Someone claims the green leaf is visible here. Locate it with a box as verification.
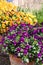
[20,43,25,48]
[5,39,10,44]
[30,37,34,43]
[16,35,20,42]
[33,41,38,44]
[25,37,30,43]
[22,55,29,63]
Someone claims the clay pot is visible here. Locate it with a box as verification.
[9,54,35,65]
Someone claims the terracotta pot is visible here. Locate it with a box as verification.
[9,54,35,65]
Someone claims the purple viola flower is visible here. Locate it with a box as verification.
[21,23,26,27]
[17,31,22,35]
[20,37,24,42]
[9,27,14,32]
[29,25,33,29]
[39,37,43,40]
[37,53,42,58]
[41,49,43,54]
[37,28,41,33]
[12,34,16,38]
[2,37,5,41]
[41,28,43,33]
[15,24,18,27]
[25,45,32,50]
[22,32,28,37]
[7,35,13,40]
[13,41,17,46]
[38,41,42,46]
[16,47,21,52]
[9,28,13,32]
[28,34,30,38]
[0,37,5,44]
[24,27,27,31]
[27,24,30,26]
[40,46,43,49]
[34,35,39,40]
[0,42,2,44]
[9,24,17,32]
[22,27,26,31]
[38,37,41,40]
[0,41,4,44]
[23,49,28,55]
[3,44,8,48]
[33,29,38,34]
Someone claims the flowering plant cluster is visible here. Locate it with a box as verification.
[0,0,37,33]
[1,23,43,65]
[0,0,43,65]
[0,0,17,33]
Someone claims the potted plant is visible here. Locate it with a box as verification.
[2,23,43,65]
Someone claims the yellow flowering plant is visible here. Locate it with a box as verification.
[12,11,37,25]
[0,0,37,33]
[0,0,17,12]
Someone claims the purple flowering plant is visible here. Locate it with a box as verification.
[1,23,43,65]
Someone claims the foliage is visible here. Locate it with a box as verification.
[33,7,43,24]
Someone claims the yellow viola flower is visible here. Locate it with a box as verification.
[30,21,33,25]
[0,10,3,15]
[5,21,9,25]
[1,16,5,20]
[29,17,33,25]
[29,17,32,21]
[3,29,6,32]
[12,16,16,20]
[5,16,9,20]
[17,21,20,25]
[18,12,25,17]
[26,13,36,19]
[13,5,17,11]
[33,19,37,26]
[15,18,19,21]
[34,18,37,23]
[23,17,29,22]
[9,21,14,26]
[17,13,20,18]
[0,29,3,33]
[2,22,6,24]
[0,16,1,19]
[2,23,6,28]
[7,2,14,11]
[11,10,15,15]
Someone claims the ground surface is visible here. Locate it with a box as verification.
[0,53,10,65]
